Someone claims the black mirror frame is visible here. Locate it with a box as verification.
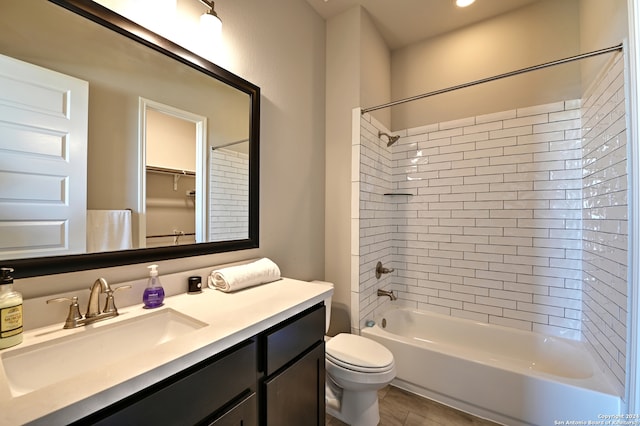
[6,0,260,279]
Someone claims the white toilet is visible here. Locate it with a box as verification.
[315,281,396,426]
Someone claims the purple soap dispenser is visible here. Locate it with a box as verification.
[143,264,165,308]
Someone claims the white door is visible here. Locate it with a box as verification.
[0,53,88,260]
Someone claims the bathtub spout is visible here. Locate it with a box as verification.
[377,289,397,301]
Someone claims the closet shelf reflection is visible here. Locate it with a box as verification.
[146,165,195,176]
[147,232,195,238]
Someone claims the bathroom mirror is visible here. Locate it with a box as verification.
[0,0,260,278]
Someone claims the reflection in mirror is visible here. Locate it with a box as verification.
[0,0,259,278]
[209,140,250,242]
[141,100,206,248]
[0,52,89,260]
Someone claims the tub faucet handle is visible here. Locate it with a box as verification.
[375,261,395,279]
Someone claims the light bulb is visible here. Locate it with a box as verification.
[200,12,222,35]
[456,0,476,7]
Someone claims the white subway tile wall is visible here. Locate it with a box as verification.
[209,148,249,241]
[356,114,395,331]
[581,51,628,396]
[355,51,628,396]
[360,98,585,337]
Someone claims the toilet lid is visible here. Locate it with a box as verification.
[326,333,394,373]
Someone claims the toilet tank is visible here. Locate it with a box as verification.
[311,280,333,333]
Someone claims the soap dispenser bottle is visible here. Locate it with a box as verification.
[0,268,23,349]
[143,264,165,309]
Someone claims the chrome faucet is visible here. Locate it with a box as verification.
[47,278,131,329]
[377,289,397,301]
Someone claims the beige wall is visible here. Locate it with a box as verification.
[580,0,628,90]
[146,110,196,172]
[221,0,326,281]
[360,9,391,129]
[325,7,391,329]
[390,0,581,130]
[13,0,327,298]
[325,7,361,318]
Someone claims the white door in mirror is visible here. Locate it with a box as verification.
[0,53,89,260]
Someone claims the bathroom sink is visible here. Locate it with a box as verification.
[1,308,208,397]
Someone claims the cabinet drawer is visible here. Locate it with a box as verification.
[90,339,257,425]
[263,303,324,376]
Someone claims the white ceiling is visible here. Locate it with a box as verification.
[305,0,541,50]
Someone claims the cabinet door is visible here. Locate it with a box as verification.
[210,393,257,426]
[264,342,325,426]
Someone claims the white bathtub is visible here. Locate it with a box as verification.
[361,307,621,426]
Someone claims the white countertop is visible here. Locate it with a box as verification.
[0,277,332,425]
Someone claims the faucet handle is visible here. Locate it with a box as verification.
[47,296,83,329]
[103,285,132,314]
[375,261,395,279]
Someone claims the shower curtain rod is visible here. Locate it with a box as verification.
[361,43,623,114]
[211,138,249,150]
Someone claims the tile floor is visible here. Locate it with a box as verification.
[326,385,500,426]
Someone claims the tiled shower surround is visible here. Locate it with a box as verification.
[581,52,628,394]
[209,148,249,241]
[354,51,628,395]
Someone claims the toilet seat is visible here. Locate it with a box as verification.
[326,333,394,373]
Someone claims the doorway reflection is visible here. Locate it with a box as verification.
[141,100,206,247]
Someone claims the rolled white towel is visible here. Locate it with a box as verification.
[208,258,281,292]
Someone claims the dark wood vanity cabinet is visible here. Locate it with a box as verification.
[75,339,258,426]
[261,303,326,426]
[69,303,325,426]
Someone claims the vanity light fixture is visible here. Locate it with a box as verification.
[199,0,222,34]
[456,0,476,7]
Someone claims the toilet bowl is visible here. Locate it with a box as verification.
[312,281,396,426]
[326,333,396,425]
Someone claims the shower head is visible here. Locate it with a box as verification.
[378,131,401,147]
